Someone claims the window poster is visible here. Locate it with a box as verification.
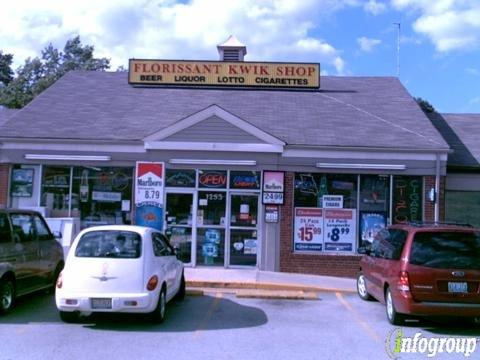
[10,168,34,197]
[360,211,387,245]
[294,208,323,252]
[243,239,257,254]
[294,207,356,253]
[324,209,356,252]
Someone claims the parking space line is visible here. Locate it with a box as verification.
[335,292,381,343]
[193,292,223,339]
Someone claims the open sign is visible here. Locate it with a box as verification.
[199,171,227,188]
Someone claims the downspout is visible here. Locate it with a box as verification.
[435,153,441,222]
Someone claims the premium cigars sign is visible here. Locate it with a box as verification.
[129,59,320,89]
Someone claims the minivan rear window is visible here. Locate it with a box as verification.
[410,231,480,269]
[75,230,141,259]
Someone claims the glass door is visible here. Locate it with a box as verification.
[165,192,195,265]
[196,191,226,266]
[228,193,259,267]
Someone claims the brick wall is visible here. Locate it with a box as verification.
[279,172,361,278]
[0,164,10,208]
[424,175,446,221]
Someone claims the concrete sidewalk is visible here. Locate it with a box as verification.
[184,267,356,299]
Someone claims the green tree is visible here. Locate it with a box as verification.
[415,97,436,114]
[0,51,14,86]
[0,36,110,108]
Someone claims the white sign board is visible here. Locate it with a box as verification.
[324,209,356,252]
[135,162,165,206]
[294,208,323,252]
[262,192,284,205]
[322,195,343,209]
[92,191,122,202]
[262,171,285,204]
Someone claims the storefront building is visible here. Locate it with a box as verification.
[429,113,480,228]
[0,38,450,277]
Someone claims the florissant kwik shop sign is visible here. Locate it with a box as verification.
[129,59,320,89]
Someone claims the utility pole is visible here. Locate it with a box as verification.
[393,22,400,78]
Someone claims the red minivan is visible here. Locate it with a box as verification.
[357,223,480,325]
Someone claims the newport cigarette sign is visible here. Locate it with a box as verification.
[129,59,320,89]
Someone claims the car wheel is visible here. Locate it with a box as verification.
[357,272,373,301]
[59,311,79,323]
[385,287,405,325]
[0,278,15,314]
[152,287,167,323]
[175,273,186,301]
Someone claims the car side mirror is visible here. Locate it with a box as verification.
[53,231,63,240]
[357,246,371,256]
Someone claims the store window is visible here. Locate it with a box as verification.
[230,229,257,266]
[293,173,357,254]
[359,175,390,246]
[294,173,357,208]
[230,194,258,227]
[392,176,422,224]
[197,191,226,226]
[38,166,133,229]
[41,166,71,217]
[72,167,133,229]
[196,228,225,266]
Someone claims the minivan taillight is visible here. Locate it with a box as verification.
[147,275,158,291]
[56,272,63,289]
[397,271,410,292]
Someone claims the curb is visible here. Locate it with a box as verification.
[186,280,356,294]
[186,287,319,300]
[186,288,204,296]
[236,289,319,300]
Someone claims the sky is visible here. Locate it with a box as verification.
[0,0,479,113]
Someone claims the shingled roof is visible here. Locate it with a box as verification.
[429,112,480,168]
[0,71,448,151]
[0,107,17,127]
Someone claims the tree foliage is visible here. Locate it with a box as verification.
[0,36,110,108]
[0,51,14,86]
[415,97,436,114]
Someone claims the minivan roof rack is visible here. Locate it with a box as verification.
[407,221,474,228]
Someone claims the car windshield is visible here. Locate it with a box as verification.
[75,230,142,259]
[410,231,480,269]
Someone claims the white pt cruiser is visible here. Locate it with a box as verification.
[55,225,185,323]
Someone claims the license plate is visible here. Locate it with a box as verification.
[91,298,112,309]
[448,282,468,293]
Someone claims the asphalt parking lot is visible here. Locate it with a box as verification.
[1,291,479,360]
